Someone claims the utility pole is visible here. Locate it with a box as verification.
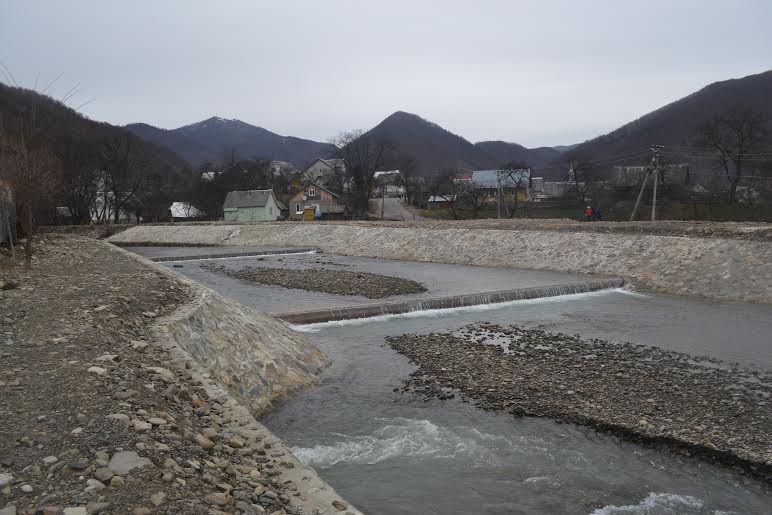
[496,170,502,219]
[630,146,662,221]
[380,184,385,219]
[650,145,661,221]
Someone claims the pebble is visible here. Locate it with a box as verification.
[106,413,130,424]
[85,502,109,514]
[109,476,125,488]
[20,484,33,493]
[0,473,13,487]
[229,435,246,448]
[195,434,215,449]
[87,366,107,376]
[150,492,167,507]
[107,451,151,476]
[42,455,58,465]
[148,417,167,426]
[63,509,88,515]
[132,420,152,432]
[94,468,114,482]
[206,493,228,506]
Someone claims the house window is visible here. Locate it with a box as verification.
[269,207,273,215]
[296,204,301,213]
[308,188,316,197]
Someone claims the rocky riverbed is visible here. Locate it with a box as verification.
[387,323,772,481]
[201,263,427,298]
[0,236,354,514]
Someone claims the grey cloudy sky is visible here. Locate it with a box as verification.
[2,0,771,147]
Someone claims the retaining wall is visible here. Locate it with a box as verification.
[113,243,329,415]
[109,223,772,303]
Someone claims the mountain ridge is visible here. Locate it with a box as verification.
[125,118,334,169]
[567,70,772,161]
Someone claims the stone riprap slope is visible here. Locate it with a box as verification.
[109,222,772,303]
[388,323,772,480]
[0,236,359,515]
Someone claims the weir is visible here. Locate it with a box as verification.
[276,277,625,324]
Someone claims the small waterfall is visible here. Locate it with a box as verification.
[279,278,625,325]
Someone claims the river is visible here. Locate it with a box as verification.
[152,251,772,514]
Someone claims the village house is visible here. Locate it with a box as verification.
[287,183,346,220]
[373,170,406,200]
[269,160,296,176]
[471,169,532,201]
[223,189,285,222]
[303,158,345,187]
[170,201,204,222]
[427,194,456,210]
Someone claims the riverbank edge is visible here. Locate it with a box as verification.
[109,242,363,515]
[106,223,772,303]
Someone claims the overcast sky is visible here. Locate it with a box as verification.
[2,0,771,147]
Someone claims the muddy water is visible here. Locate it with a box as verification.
[160,255,772,514]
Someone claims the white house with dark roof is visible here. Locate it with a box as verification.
[223,189,284,222]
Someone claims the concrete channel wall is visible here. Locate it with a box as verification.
[109,223,772,303]
[110,244,362,514]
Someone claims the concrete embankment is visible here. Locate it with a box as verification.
[114,245,363,514]
[109,223,772,303]
[277,278,625,324]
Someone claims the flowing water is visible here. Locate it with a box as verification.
[153,251,772,514]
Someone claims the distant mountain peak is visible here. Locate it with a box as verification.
[178,116,252,132]
[126,116,333,168]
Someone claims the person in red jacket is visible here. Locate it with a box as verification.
[584,206,593,221]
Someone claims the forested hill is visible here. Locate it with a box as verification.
[126,117,334,169]
[0,83,188,176]
[567,70,772,160]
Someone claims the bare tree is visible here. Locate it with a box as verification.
[61,137,99,224]
[330,130,393,218]
[1,135,59,269]
[396,153,417,204]
[500,161,530,218]
[701,107,769,203]
[454,178,488,218]
[101,135,146,225]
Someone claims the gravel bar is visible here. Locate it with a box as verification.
[387,323,772,481]
[202,263,428,298]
